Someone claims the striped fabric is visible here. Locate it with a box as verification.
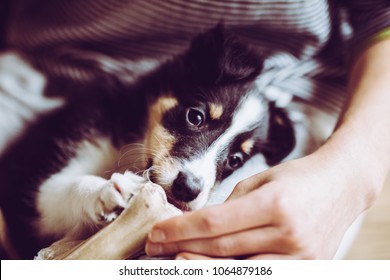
[3,0,390,113]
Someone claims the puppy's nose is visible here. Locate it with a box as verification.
[172,172,202,202]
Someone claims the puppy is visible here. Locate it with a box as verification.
[0,25,295,259]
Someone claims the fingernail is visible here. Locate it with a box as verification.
[146,243,163,256]
[175,255,188,260]
[149,229,166,242]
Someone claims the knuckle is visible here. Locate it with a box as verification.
[271,196,290,221]
[199,211,222,234]
[278,223,303,249]
[277,224,318,259]
[210,237,233,256]
[294,242,317,260]
[302,248,317,260]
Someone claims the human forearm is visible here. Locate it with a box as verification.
[318,39,390,207]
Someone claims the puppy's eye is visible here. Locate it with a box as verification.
[186,108,204,127]
[227,153,244,169]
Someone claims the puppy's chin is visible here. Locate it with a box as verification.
[166,194,192,212]
[165,189,210,212]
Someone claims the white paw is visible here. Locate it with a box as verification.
[95,172,146,224]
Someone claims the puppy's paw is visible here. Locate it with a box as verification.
[95,172,146,224]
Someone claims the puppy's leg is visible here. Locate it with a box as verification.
[37,171,145,240]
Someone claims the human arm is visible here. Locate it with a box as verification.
[145,38,390,260]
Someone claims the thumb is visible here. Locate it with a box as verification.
[227,170,271,200]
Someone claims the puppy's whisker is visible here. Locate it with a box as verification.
[152,134,165,147]
[117,145,160,169]
[143,168,153,182]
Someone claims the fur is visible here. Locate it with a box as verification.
[0,25,295,259]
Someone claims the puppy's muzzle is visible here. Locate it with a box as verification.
[171,172,203,202]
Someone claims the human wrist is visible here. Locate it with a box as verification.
[314,127,385,209]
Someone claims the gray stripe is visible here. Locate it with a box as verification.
[4,0,390,113]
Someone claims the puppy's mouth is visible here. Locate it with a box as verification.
[146,158,193,212]
[166,195,192,212]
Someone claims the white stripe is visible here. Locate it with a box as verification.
[183,93,265,209]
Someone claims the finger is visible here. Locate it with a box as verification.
[149,190,274,243]
[228,171,271,200]
[146,226,291,258]
[247,254,296,260]
[175,252,231,260]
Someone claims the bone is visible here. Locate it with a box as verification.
[36,182,182,260]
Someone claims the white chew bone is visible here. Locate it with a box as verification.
[36,181,182,260]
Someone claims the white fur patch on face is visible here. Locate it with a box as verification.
[183,94,266,210]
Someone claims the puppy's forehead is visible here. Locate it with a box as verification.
[227,93,265,137]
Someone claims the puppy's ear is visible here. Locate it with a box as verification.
[262,103,295,166]
[184,24,263,85]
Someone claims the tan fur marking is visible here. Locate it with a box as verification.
[149,124,176,162]
[274,115,285,126]
[241,139,255,155]
[152,96,178,116]
[144,95,178,170]
[209,103,224,120]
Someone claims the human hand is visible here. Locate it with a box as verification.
[145,151,370,260]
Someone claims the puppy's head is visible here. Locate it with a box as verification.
[143,25,295,211]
